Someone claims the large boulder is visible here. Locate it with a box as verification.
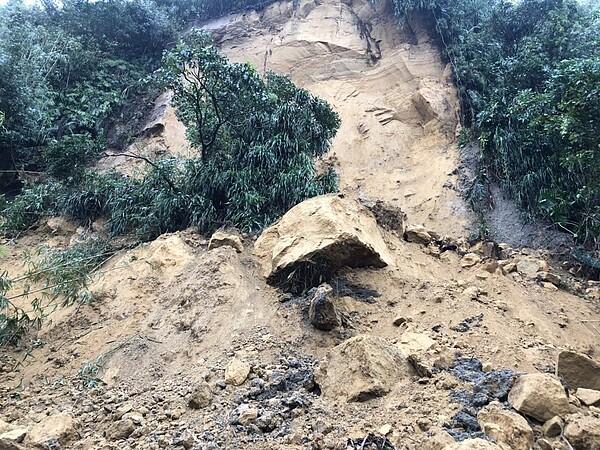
[316,334,414,402]
[556,351,600,391]
[508,373,571,422]
[477,403,534,450]
[25,413,77,449]
[254,194,393,292]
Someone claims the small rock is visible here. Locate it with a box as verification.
[461,253,481,268]
[172,429,196,449]
[188,382,213,409]
[404,224,433,245]
[541,282,558,291]
[308,284,340,331]
[564,413,600,449]
[378,424,392,435]
[477,402,534,450]
[575,388,600,406]
[536,271,561,285]
[556,351,600,391]
[542,416,563,438]
[508,373,570,421]
[106,419,135,440]
[416,417,432,431]
[208,230,244,253]
[225,358,251,386]
[121,412,144,425]
[235,404,258,425]
[481,261,499,273]
[461,286,480,301]
[397,332,436,354]
[393,316,412,326]
[516,258,548,276]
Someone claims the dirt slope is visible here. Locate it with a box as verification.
[1,1,600,450]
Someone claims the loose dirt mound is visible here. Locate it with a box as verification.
[2,1,600,450]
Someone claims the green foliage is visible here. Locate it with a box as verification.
[154,31,340,232]
[387,0,600,248]
[0,182,62,235]
[1,238,114,346]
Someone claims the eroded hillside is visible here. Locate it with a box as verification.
[2,1,600,450]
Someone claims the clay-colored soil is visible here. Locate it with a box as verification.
[1,1,599,450]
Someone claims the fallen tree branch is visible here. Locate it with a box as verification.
[100,151,179,192]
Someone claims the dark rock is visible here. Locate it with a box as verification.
[188,382,213,409]
[308,284,340,331]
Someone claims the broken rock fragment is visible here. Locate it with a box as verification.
[575,388,600,406]
[404,224,433,245]
[254,194,393,292]
[225,358,251,386]
[508,373,570,421]
[556,350,600,391]
[208,230,244,253]
[316,334,414,402]
[477,402,533,450]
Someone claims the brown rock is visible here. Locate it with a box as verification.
[316,335,414,402]
[556,351,600,390]
[0,439,24,450]
[461,253,481,268]
[481,260,499,273]
[225,358,251,386]
[404,224,433,245]
[536,271,561,285]
[308,284,340,331]
[477,402,534,450]
[397,332,436,354]
[234,404,258,425]
[25,413,77,448]
[564,413,600,450]
[0,428,27,443]
[543,416,563,438]
[516,258,549,276]
[208,230,244,253]
[575,388,600,406]
[106,419,135,441]
[508,373,570,421]
[188,382,213,409]
[253,194,393,292]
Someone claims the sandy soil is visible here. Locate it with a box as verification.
[1,1,599,450]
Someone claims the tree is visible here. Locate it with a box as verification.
[159,30,340,230]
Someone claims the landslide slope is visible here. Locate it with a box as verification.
[1,2,600,450]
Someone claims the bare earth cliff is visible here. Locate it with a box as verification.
[2,1,600,450]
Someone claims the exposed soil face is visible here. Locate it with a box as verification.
[2,1,600,450]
